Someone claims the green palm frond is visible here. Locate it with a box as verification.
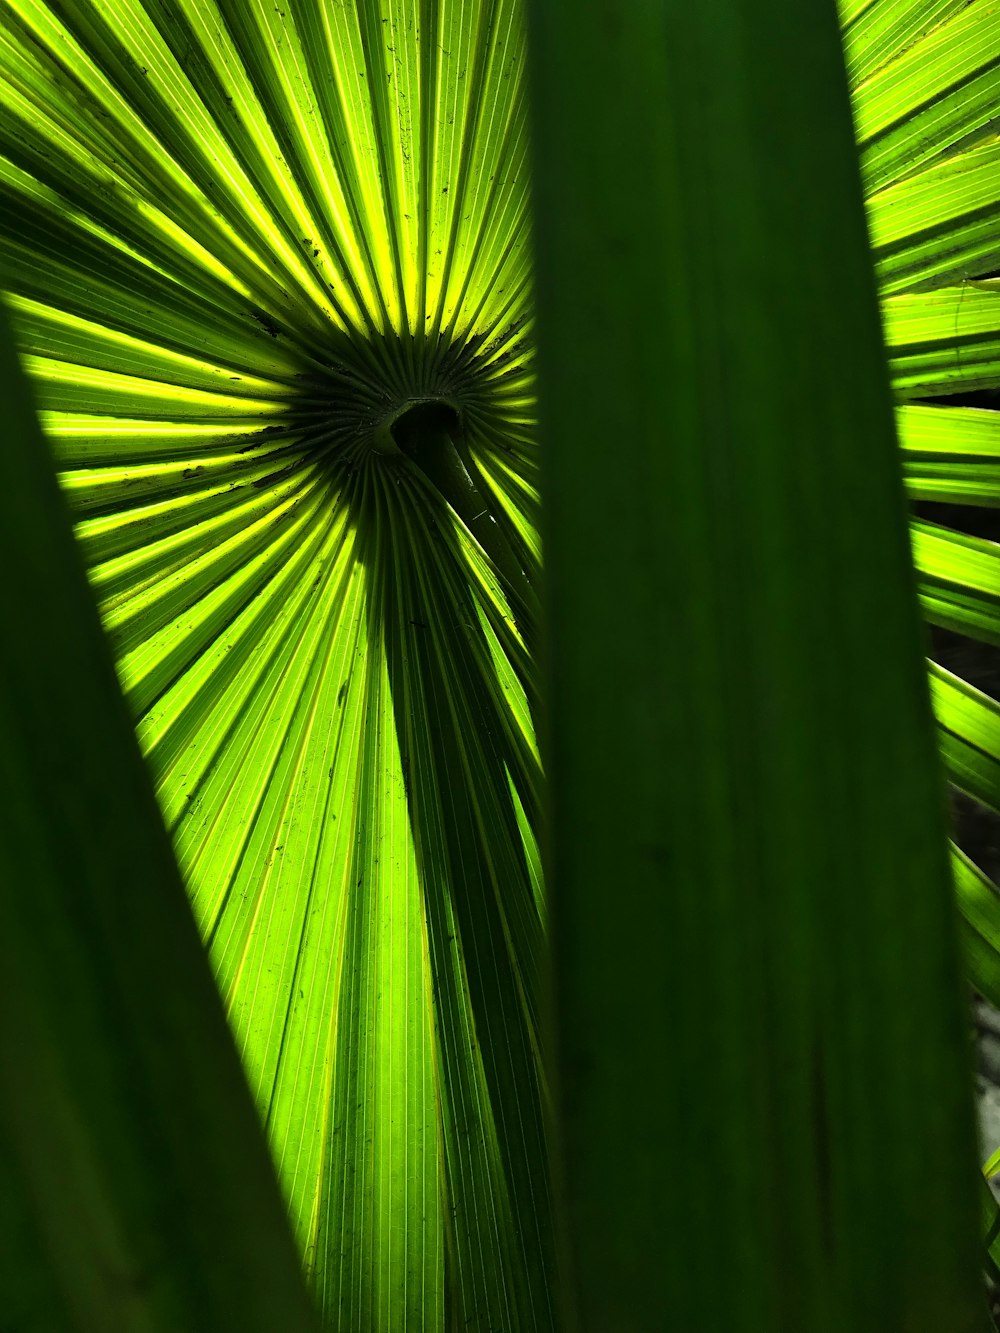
[529,2,988,1328]
[2,2,546,1326]
[2,0,1000,1326]
[841,0,1000,1004]
[0,295,320,1333]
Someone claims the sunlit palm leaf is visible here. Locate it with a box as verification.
[842,0,1000,1003]
[1,1,547,1328]
[0,296,320,1333]
[2,0,1000,1324]
[899,405,1000,506]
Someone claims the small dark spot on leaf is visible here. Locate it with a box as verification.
[250,311,280,338]
[252,468,290,489]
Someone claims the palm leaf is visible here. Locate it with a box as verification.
[1,0,1000,1326]
[1,2,548,1327]
[529,2,985,1329]
[841,0,1000,994]
[0,291,319,1332]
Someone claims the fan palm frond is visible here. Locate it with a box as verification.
[2,0,1000,1327]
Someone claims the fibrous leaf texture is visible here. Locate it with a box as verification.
[1,0,1000,1328]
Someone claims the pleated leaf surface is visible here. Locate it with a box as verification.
[2,0,1000,1326]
